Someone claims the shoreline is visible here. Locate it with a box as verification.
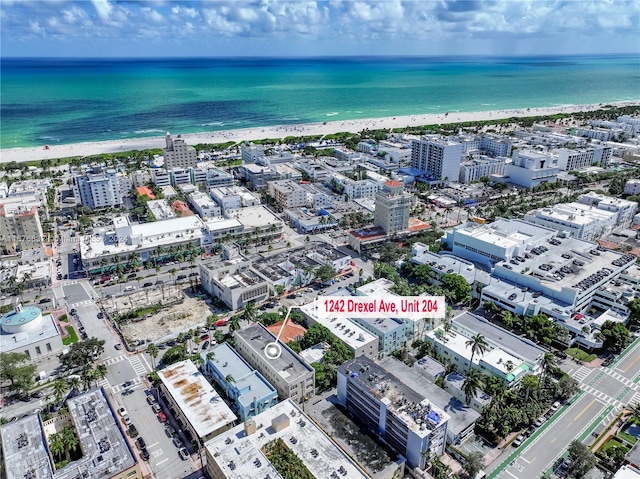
[1,100,639,164]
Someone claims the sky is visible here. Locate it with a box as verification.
[1,0,639,58]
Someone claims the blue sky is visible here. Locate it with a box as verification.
[1,0,638,57]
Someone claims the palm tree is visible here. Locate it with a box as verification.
[170,268,177,285]
[225,374,235,384]
[80,366,94,390]
[465,333,489,372]
[68,376,81,393]
[206,314,218,334]
[206,352,216,363]
[147,343,158,370]
[540,352,557,386]
[229,315,240,333]
[243,301,257,324]
[462,368,484,404]
[49,432,65,461]
[53,379,68,404]
[61,425,79,461]
[93,364,108,387]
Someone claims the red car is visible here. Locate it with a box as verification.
[215,319,226,327]
[157,412,167,422]
[200,334,209,341]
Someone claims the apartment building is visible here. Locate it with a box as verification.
[73,168,131,209]
[204,399,369,479]
[209,186,260,214]
[234,324,315,403]
[337,356,450,469]
[624,179,640,196]
[189,191,222,219]
[200,259,270,310]
[374,180,413,234]
[268,179,307,208]
[459,156,507,183]
[201,343,278,421]
[576,192,638,226]
[158,360,236,445]
[411,135,463,182]
[163,132,198,170]
[524,202,617,241]
[555,146,612,171]
[0,203,44,254]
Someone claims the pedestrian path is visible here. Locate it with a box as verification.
[128,355,148,377]
[572,365,591,382]
[96,377,111,389]
[579,384,624,409]
[604,369,640,392]
[68,299,94,308]
[103,355,127,366]
[111,377,144,394]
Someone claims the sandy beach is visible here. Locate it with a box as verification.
[2,101,639,164]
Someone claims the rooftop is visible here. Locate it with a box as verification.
[453,312,546,365]
[1,305,41,327]
[379,357,481,437]
[204,399,369,479]
[266,320,307,344]
[0,415,53,479]
[349,225,387,241]
[235,324,314,383]
[158,360,237,439]
[203,343,277,409]
[339,356,450,438]
[227,205,282,230]
[299,302,379,350]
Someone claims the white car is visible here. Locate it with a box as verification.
[551,401,561,411]
[124,286,136,291]
[118,407,128,417]
[534,417,545,427]
[122,415,132,426]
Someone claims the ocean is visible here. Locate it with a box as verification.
[2,55,639,149]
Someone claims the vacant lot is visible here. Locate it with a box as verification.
[115,287,216,343]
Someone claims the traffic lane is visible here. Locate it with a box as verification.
[592,373,629,401]
[503,393,606,479]
[613,338,640,378]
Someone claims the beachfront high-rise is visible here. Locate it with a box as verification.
[73,168,131,209]
[163,132,198,170]
[411,135,463,183]
[374,180,412,235]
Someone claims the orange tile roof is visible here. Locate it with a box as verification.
[266,320,307,344]
[408,218,431,232]
[171,200,193,216]
[136,186,156,200]
[385,180,404,187]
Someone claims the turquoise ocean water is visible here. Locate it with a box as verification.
[1,55,639,149]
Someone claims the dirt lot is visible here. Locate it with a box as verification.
[109,286,217,344]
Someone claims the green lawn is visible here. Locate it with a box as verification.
[599,437,630,455]
[62,325,78,345]
[566,347,596,362]
[618,417,640,444]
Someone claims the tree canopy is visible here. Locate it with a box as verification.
[0,352,36,394]
[60,338,105,369]
[440,273,471,304]
[598,320,630,353]
[567,440,596,478]
[315,264,337,283]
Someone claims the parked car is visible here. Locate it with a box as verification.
[146,394,157,405]
[512,435,525,447]
[200,334,209,341]
[140,447,150,461]
[123,415,132,426]
[178,447,189,460]
[554,350,568,359]
[152,403,162,414]
[128,425,139,438]
[117,407,128,417]
[202,341,210,350]
[534,417,545,427]
[177,274,187,280]
[136,437,147,450]
[551,401,561,411]
[173,437,183,448]
[143,282,153,288]
[114,344,123,350]
[215,319,226,327]
[97,312,104,319]
[165,425,177,438]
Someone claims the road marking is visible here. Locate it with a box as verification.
[148,442,159,448]
[624,354,640,373]
[504,470,520,479]
[520,457,531,464]
[574,398,597,421]
[550,437,557,443]
[155,458,168,466]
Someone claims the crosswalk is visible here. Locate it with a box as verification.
[580,384,625,409]
[103,355,127,366]
[111,377,144,394]
[128,355,148,377]
[572,365,591,382]
[68,299,95,308]
[606,369,640,392]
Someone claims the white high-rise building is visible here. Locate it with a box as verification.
[411,135,463,182]
[503,149,558,188]
[163,132,198,170]
[459,156,507,183]
[73,168,131,209]
[374,180,412,234]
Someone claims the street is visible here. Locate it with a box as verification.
[488,337,640,479]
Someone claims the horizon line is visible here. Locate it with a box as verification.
[2,52,638,61]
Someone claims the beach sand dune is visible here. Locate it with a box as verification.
[1,101,638,164]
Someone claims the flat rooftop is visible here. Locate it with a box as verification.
[339,356,450,438]
[204,399,369,479]
[0,415,53,479]
[235,324,314,384]
[299,302,378,351]
[379,357,480,438]
[204,343,276,408]
[453,312,546,365]
[227,205,281,229]
[158,360,237,439]
[0,313,59,352]
[451,218,555,249]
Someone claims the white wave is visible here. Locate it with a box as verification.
[135,129,164,134]
[200,122,225,126]
[326,112,339,116]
